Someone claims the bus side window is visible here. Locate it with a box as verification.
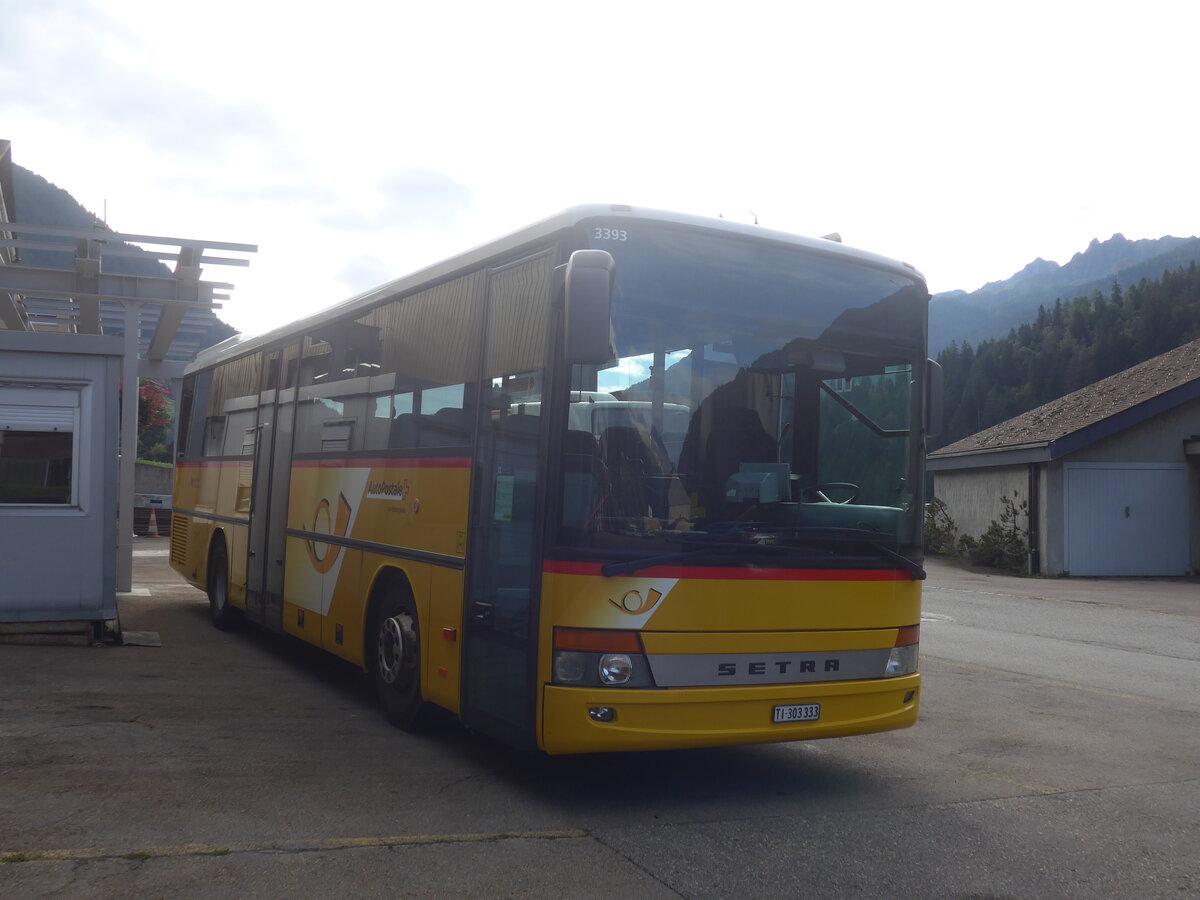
[385,391,416,449]
[390,413,418,449]
[353,272,484,453]
[203,415,226,457]
[364,394,393,450]
[206,354,263,458]
[182,370,214,460]
[420,403,472,447]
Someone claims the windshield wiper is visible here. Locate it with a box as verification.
[599,528,925,580]
[862,542,925,580]
[707,524,928,581]
[778,527,925,580]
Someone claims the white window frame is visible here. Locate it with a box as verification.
[0,385,82,508]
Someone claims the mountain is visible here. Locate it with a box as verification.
[929,234,1200,353]
[933,261,1200,449]
[10,164,236,346]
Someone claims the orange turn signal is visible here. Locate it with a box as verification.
[894,624,920,647]
[554,627,642,653]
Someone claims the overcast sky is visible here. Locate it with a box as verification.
[2,0,1197,336]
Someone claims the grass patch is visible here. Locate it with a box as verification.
[199,848,231,856]
[2,852,45,864]
[122,851,152,861]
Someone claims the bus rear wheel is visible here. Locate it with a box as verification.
[207,539,240,632]
[372,586,428,729]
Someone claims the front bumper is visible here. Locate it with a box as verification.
[540,672,919,754]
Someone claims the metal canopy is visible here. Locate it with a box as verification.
[0,221,255,370]
[0,187,256,593]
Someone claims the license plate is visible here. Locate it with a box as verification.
[773,703,820,723]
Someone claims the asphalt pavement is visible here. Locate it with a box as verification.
[923,554,1200,618]
[0,539,1195,898]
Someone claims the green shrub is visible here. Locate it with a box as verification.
[923,497,958,554]
[968,492,1029,572]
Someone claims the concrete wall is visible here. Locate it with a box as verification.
[932,465,1028,548]
[1070,396,1200,465]
[134,461,173,495]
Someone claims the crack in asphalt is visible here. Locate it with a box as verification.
[0,829,590,865]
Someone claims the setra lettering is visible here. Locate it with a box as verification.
[712,657,844,677]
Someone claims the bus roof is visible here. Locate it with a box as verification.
[190,204,926,373]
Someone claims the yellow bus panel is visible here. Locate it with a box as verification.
[542,674,919,754]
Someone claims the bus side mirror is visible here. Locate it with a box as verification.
[925,358,943,438]
[564,249,616,365]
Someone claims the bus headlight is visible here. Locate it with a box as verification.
[553,651,588,683]
[884,643,919,676]
[551,628,656,688]
[884,624,919,677]
[599,654,634,684]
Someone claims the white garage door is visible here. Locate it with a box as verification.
[1064,463,1190,576]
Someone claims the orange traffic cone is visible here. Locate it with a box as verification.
[148,508,160,537]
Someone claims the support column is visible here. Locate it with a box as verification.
[1027,462,1041,575]
[116,301,142,593]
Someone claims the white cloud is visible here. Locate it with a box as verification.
[0,1,284,162]
[336,255,394,294]
[2,0,1198,333]
[319,170,473,232]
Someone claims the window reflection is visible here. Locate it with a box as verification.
[557,223,926,558]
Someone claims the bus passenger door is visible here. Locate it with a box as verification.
[461,251,555,748]
[246,349,293,631]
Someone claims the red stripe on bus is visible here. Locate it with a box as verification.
[290,457,471,469]
[541,561,911,581]
[177,457,470,469]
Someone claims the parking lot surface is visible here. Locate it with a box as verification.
[2,542,1196,898]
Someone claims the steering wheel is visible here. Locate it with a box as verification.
[803,482,860,504]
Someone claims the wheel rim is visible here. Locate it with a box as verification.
[377,612,417,686]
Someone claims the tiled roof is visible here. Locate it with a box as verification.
[930,338,1200,458]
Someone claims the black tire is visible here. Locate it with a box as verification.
[207,539,240,632]
[371,582,428,730]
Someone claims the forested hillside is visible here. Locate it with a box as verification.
[928,234,1200,353]
[934,262,1200,449]
[12,164,168,276]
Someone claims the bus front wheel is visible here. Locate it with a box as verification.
[372,585,428,729]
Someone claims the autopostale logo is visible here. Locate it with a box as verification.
[304,492,352,574]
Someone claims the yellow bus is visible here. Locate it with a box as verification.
[170,205,939,754]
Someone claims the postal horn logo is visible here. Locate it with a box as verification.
[608,587,664,616]
[304,492,352,574]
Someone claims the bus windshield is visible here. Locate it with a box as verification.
[557,221,929,572]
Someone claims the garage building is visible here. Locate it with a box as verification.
[927,339,1200,576]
